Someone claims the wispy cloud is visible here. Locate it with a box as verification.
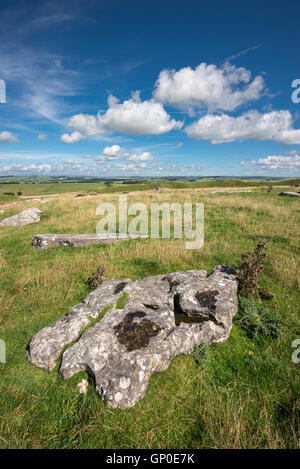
[0,46,81,124]
[224,45,261,62]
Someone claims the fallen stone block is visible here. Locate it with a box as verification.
[2,202,18,207]
[0,208,42,226]
[279,191,300,197]
[25,198,42,203]
[210,190,252,194]
[25,198,49,204]
[27,266,238,408]
[31,233,148,249]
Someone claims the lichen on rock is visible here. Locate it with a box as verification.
[114,311,163,351]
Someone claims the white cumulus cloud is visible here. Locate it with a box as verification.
[61,131,84,143]
[153,62,265,112]
[95,146,154,164]
[102,144,122,157]
[127,151,153,162]
[0,131,19,144]
[240,154,300,170]
[95,144,125,162]
[185,110,300,144]
[61,92,182,141]
[115,161,154,172]
[37,134,47,141]
[257,154,300,169]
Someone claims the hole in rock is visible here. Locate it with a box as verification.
[162,276,181,292]
[195,290,219,311]
[114,282,128,295]
[174,290,219,326]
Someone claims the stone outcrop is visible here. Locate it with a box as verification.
[279,191,300,198]
[0,208,42,226]
[25,198,49,204]
[210,190,252,194]
[31,233,148,249]
[27,266,238,408]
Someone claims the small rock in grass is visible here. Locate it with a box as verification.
[0,208,42,226]
[77,379,88,395]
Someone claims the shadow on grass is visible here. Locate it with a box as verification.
[130,257,162,277]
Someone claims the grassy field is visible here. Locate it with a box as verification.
[0,183,299,448]
[0,177,299,202]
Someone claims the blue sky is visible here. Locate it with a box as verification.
[0,0,299,177]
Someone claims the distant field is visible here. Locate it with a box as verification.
[0,185,299,448]
[0,182,106,200]
[0,177,299,202]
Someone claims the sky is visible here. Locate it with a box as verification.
[0,0,299,178]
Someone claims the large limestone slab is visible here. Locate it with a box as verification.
[25,198,49,204]
[2,202,18,207]
[31,233,148,249]
[279,191,300,197]
[0,208,42,226]
[210,190,252,194]
[27,266,238,408]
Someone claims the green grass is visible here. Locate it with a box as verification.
[0,185,299,448]
[116,291,129,309]
[0,182,105,196]
[0,193,17,204]
[1,176,299,198]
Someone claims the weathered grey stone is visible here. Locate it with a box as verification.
[27,278,131,371]
[0,207,42,226]
[25,198,49,204]
[210,190,252,194]
[2,201,18,207]
[31,233,148,249]
[279,191,300,197]
[27,266,238,408]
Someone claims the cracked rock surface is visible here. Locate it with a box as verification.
[32,233,148,249]
[27,266,238,408]
[0,207,42,226]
